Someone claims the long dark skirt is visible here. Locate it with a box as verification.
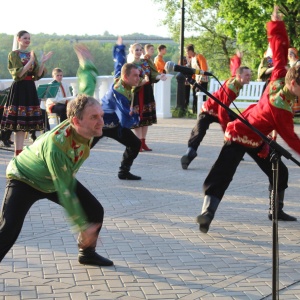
[1,80,44,132]
[132,83,157,128]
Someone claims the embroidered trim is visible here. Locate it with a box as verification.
[225,132,262,147]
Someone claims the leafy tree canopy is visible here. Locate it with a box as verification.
[153,0,300,80]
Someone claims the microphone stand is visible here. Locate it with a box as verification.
[187,77,300,300]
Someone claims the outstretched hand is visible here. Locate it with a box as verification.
[160,73,167,81]
[74,44,93,61]
[271,5,282,21]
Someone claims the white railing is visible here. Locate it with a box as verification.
[197,78,266,115]
[0,75,173,119]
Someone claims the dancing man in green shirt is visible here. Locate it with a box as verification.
[0,94,113,267]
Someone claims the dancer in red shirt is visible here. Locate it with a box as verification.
[197,6,300,233]
[181,66,251,170]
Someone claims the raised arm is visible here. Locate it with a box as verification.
[268,5,288,81]
[113,36,126,78]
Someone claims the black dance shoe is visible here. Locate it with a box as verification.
[118,172,141,180]
[78,249,113,266]
[268,210,297,221]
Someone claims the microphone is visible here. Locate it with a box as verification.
[164,61,212,76]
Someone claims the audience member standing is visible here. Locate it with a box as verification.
[0,30,53,156]
[128,43,167,152]
[178,56,192,109]
[143,44,155,63]
[185,44,209,113]
[154,45,167,73]
[288,48,300,68]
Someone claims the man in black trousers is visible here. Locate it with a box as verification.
[90,37,145,180]
[75,40,143,180]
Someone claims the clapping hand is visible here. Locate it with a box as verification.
[40,51,54,63]
[29,50,35,66]
[30,50,35,61]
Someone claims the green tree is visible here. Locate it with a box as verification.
[214,0,300,51]
[0,34,14,78]
[0,32,179,80]
[153,0,300,80]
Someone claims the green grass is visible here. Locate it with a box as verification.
[171,108,196,118]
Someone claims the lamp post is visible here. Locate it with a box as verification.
[179,0,185,66]
[174,0,186,116]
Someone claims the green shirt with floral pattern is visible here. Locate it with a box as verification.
[6,120,91,231]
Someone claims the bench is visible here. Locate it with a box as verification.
[197,78,265,115]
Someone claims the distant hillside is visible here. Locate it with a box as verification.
[0,33,179,79]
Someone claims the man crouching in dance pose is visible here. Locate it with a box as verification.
[197,5,300,233]
[0,94,113,267]
[75,40,142,180]
[180,66,251,170]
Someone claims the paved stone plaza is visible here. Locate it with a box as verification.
[1,118,300,299]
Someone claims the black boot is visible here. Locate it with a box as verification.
[78,247,114,266]
[268,190,297,221]
[118,164,141,180]
[196,195,221,233]
[3,140,11,147]
[30,131,37,142]
[2,130,12,147]
[181,147,197,170]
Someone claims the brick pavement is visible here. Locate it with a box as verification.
[1,118,300,299]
